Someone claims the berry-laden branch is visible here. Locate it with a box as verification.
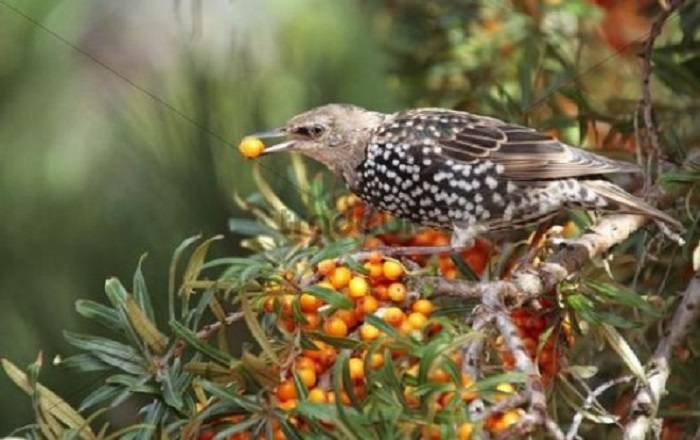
[623,275,700,440]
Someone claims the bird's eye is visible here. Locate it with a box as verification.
[294,124,325,138]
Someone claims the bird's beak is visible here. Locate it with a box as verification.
[248,128,296,155]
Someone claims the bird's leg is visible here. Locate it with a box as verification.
[362,224,481,257]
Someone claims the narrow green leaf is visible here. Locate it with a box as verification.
[241,294,279,364]
[75,300,122,331]
[169,320,235,366]
[304,286,353,310]
[133,254,155,322]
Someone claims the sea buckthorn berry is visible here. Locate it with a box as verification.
[297,367,317,388]
[329,267,352,289]
[489,409,523,434]
[404,386,420,407]
[363,262,383,279]
[383,307,406,327]
[300,293,322,312]
[316,259,336,276]
[429,367,451,383]
[368,251,384,264]
[279,319,296,332]
[364,236,384,249]
[374,285,390,301]
[357,296,379,316]
[458,422,474,440]
[348,277,369,299]
[307,388,327,404]
[368,353,384,369]
[399,320,413,336]
[360,323,380,341]
[303,340,330,361]
[281,294,295,316]
[407,312,428,330]
[382,261,403,280]
[296,356,317,372]
[412,299,434,316]
[461,373,478,401]
[324,317,348,337]
[238,137,265,159]
[335,196,349,213]
[278,399,298,411]
[387,282,407,302]
[348,357,364,381]
[277,379,297,402]
[334,309,358,328]
[302,312,320,330]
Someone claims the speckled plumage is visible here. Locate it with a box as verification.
[256,104,682,247]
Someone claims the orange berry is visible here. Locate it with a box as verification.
[302,312,321,330]
[387,282,407,302]
[263,296,275,312]
[458,422,473,440]
[316,259,337,276]
[357,296,379,315]
[430,367,451,383]
[383,307,406,327]
[278,399,298,411]
[324,317,348,337]
[398,319,413,336]
[368,251,384,264]
[281,294,295,316]
[407,312,428,330]
[279,318,296,332]
[300,293,322,312]
[238,136,265,159]
[489,409,523,434]
[296,367,317,388]
[412,299,434,316]
[404,386,420,407]
[382,261,403,280]
[348,277,369,299]
[360,323,380,341]
[461,373,478,401]
[303,341,330,361]
[363,262,383,279]
[296,356,318,372]
[374,284,390,301]
[277,380,297,401]
[348,357,364,381]
[465,250,487,275]
[307,388,327,404]
[335,309,358,328]
[328,267,352,289]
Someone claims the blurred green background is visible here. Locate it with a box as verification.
[0,0,399,430]
[2,0,698,433]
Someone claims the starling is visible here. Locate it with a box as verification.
[253,104,683,248]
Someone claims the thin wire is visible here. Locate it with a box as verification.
[0,0,314,201]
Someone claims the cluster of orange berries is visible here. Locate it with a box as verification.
[337,195,491,279]
[495,300,573,383]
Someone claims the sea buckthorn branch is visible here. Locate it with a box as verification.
[623,274,700,440]
[566,374,634,440]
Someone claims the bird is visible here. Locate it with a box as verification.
[251,103,683,250]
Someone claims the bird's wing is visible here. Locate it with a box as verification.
[387,109,639,180]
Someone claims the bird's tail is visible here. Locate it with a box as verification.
[580,180,685,244]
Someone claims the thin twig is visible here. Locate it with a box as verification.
[623,275,700,440]
[566,375,634,440]
[196,311,245,340]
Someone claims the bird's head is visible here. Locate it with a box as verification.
[252,103,385,179]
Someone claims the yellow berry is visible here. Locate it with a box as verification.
[387,282,407,302]
[348,357,364,381]
[368,353,384,369]
[360,323,380,341]
[382,261,403,280]
[357,296,379,315]
[458,422,474,440]
[300,293,322,312]
[324,317,348,337]
[317,259,337,276]
[307,388,327,403]
[383,307,406,327]
[407,312,428,330]
[363,262,383,279]
[348,277,369,299]
[329,267,352,289]
[296,367,317,388]
[238,137,265,159]
[494,382,515,401]
[412,299,434,315]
